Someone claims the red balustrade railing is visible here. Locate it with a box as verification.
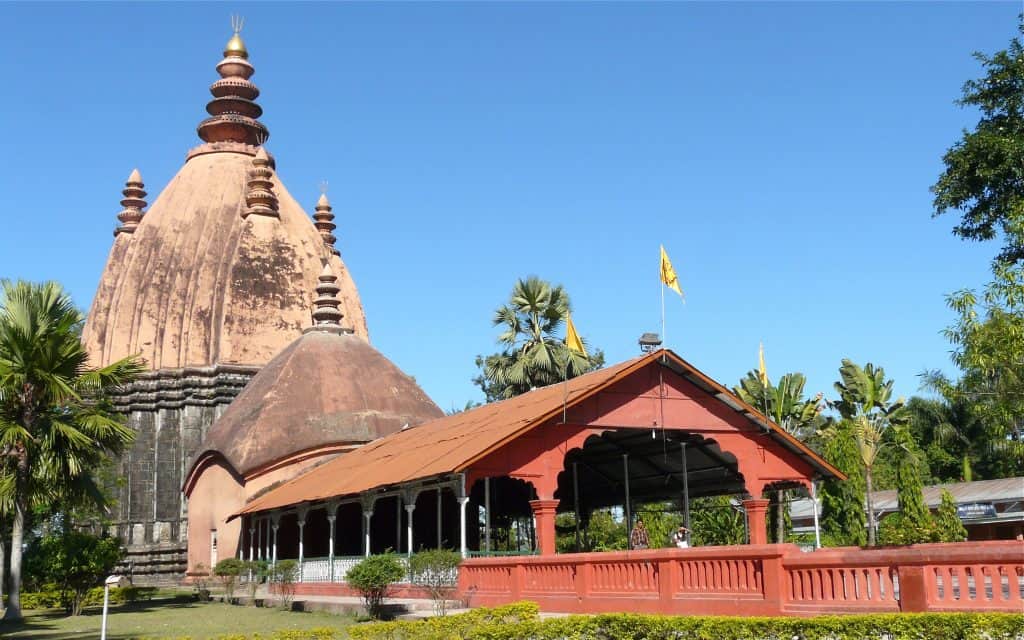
[457,540,1024,616]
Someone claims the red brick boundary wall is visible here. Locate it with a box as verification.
[457,541,1024,615]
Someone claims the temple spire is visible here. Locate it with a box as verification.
[197,18,268,146]
[313,188,339,256]
[306,263,351,334]
[243,147,279,218]
[114,169,147,236]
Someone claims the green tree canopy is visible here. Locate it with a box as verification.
[474,277,604,402]
[932,18,1024,267]
[925,265,1024,478]
[0,280,142,622]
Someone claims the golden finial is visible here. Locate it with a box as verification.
[224,15,248,59]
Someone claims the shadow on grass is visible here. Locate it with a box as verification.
[0,596,200,640]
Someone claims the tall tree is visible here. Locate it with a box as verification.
[831,360,907,547]
[734,370,824,542]
[925,265,1024,478]
[878,427,933,546]
[818,419,867,547]
[905,395,1013,482]
[932,18,1024,267]
[0,281,141,622]
[474,277,603,402]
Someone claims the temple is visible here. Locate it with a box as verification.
[82,25,367,581]
[81,25,1023,617]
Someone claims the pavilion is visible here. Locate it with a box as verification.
[228,346,843,575]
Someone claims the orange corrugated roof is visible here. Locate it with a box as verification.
[232,349,841,518]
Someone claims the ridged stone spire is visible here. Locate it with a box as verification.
[196,19,269,146]
[243,147,279,218]
[114,169,147,236]
[313,193,339,256]
[306,264,351,333]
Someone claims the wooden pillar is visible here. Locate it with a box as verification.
[529,499,560,556]
[436,489,443,549]
[396,496,402,553]
[484,477,491,553]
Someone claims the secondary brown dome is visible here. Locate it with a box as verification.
[197,328,444,477]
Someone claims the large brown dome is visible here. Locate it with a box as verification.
[196,329,443,477]
[82,147,368,370]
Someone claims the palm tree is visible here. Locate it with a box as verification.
[734,371,824,542]
[831,359,907,547]
[0,280,142,621]
[475,277,602,401]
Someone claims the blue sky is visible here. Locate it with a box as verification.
[0,2,1016,410]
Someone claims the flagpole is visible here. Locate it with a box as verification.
[661,282,666,345]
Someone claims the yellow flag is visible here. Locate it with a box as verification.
[758,342,769,386]
[565,313,587,356]
[660,245,683,297]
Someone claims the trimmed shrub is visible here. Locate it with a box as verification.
[408,549,462,616]
[345,554,406,619]
[214,557,247,602]
[20,585,157,610]
[347,604,1024,640]
[245,559,270,604]
[271,559,299,609]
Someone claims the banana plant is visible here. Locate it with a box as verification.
[831,359,907,546]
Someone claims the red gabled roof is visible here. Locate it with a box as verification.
[232,349,842,518]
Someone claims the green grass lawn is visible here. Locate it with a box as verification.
[1,597,356,639]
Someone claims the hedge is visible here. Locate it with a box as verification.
[20,585,158,610]
[346,603,1024,640]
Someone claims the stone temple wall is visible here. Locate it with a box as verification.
[104,365,258,585]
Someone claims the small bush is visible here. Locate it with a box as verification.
[345,554,406,619]
[271,559,299,609]
[214,557,247,602]
[26,530,125,615]
[245,559,269,604]
[192,563,212,602]
[408,549,462,616]
[347,604,1024,640]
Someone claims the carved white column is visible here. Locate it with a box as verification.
[326,500,338,582]
[405,504,416,556]
[458,497,470,559]
[360,494,377,557]
[296,506,308,583]
[363,511,373,557]
[270,512,281,567]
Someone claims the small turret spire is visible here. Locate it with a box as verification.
[197,17,268,146]
[306,264,352,334]
[313,186,339,256]
[114,169,147,236]
[243,147,279,218]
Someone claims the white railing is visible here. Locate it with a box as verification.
[298,555,457,586]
